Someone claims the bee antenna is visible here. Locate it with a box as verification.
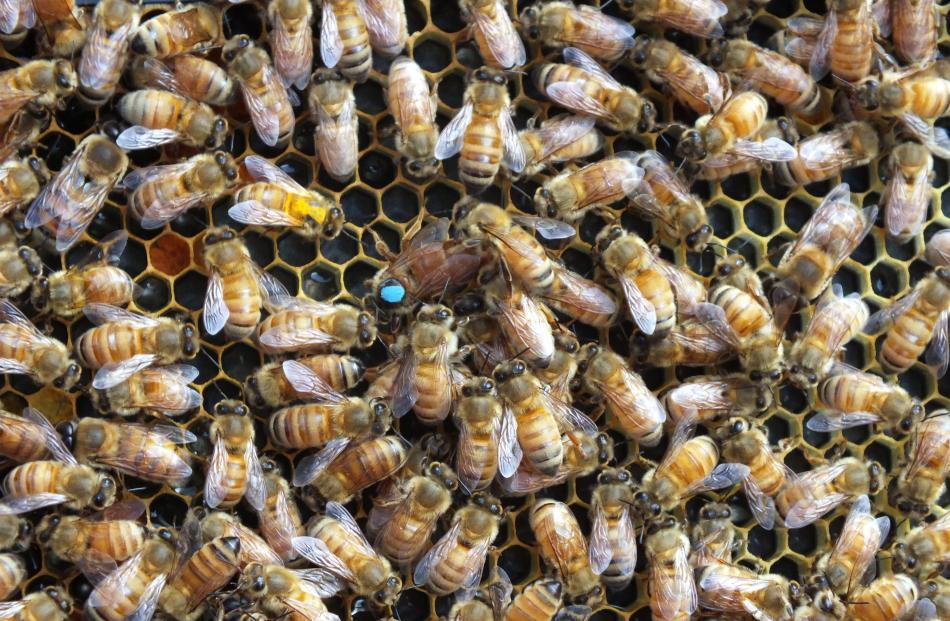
[599,0,616,9]
[340,227,362,245]
[509,346,531,361]
[509,183,534,203]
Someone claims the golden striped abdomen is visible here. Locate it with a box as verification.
[77,323,149,368]
[82,266,134,308]
[657,437,718,492]
[0,553,24,600]
[456,425,496,491]
[514,401,563,476]
[4,460,62,497]
[829,12,872,82]
[459,113,502,192]
[880,300,938,373]
[635,267,676,335]
[711,286,770,337]
[413,361,452,423]
[0,413,47,463]
[119,90,185,128]
[313,436,407,502]
[906,77,950,119]
[331,0,371,82]
[268,404,336,448]
[222,264,262,339]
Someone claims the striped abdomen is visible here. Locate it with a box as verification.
[221,263,262,339]
[128,175,191,222]
[459,112,502,192]
[163,537,239,612]
[377,504,438,565]
[313,435,407,502]
[819,374,888,414]
[118,90,186,129]
[849,576,917,621]
[87,562,161,621]
[745,443,787,496]
[413,360,452,423]
[712,93,767,144]
[0,412,48,462]
[893,1,937,64]
[904,75,950,119]
[537,64,611,116]
[829,10,873,82]
[530,500,589,580]
[455,422,497,491]
[711,285,771,337]
[219,450,248,508]
[330,0,371,82]
[77,323,152,368]
[311,518,375,575]
[82,520,145,563]
[505,580,562,621]
[257,309,334,354]
[268,404,337,448]
[4,460,63,497]
[234,184,294,217]
[493,227,555,293]
[633,266,676,335]
[514,401,563,476]
[425,536,482,595]
[654,437,718,503]
[0,553,24,600]
[81,266,134,308]
[880,298,941,373]
[601,511,636,588]
[0,325,35,367]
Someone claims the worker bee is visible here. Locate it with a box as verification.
[694,117,796,182]
[0,514,32,553]
[809,0,875,83]
[116,89,228,150]
[517,114,603,177]
[865,266,950,377]
[460,0,526,69]
[676,91,797,163]
[304,434,409,503]
[206,400,266,511]
[414,493,503,596]
[0,60,76,127]
[0,150,48,214]
[257,296,377,354]
[892,504,950,578]
[779,14,827,67]
[481,272,556,368]
[630,37,728,115]
[846,574,920,621]
[77,0,140,107]
[33,0,87,56]
[245,354,364,409]
[0,406,73,466]
[25,134,127,252]
[386,57,439,179]
[130,2,221,57]
[125,151,238,229]
[806,366,923,434]
[267,0,313,90]
[317,0,372,83]
[697,559,795,620]
[535,47,656,134]
[77,304,198,390]
[529,499,602,605]
[891,0,938,64]
[499,429,612,495]
[891,412,950,520]
[90,364,201,418]
[238,562,340,620]
[255,460,303,563]
[618,0,726,38]
[436,67,525,192]
[788,286,869,388]
[532,327,580,404]
[631,321,738,368]
[690,503,740,567]
[0,242,39,298]
[0,553,24,600]
[0,300,80,390]
[0,585,73,621]
[664,374,773,430]
[882,142,933,242]
[2,445,116,514]
[223,35,295,148]
[813,495,889,596]
[369,461,458,566]
[576,343,666,446]
[771,121,879,188]
[129,55,236,107]
[588,468,637,590]
[775,456,884,528]
[308,68,357,182]
[534,152,644,223]
[199,511,283,568]
[520,1,635,63]
[454,376,520,492]
[159,534,242,621]
[643,516,698,621]
[36,501,147,573]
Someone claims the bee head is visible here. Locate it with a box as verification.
[405,157,440,179]
[634,490,662,518]
[519,6,541,40]
[628,36,652,67]
[685,224,713,251]
[472,67,507,86]
[855,78,881,111]
[369,398,392,435]
[222,35,251,62]
[357,311,377,347]
[27,155,49,185]
[53,361,81,392]
[676,129,706,161]
[43,586,73,615]
[91,475,116,510]
[53,60,77,92]
[595,433,614,464]
[593,223,624,256]
[373,575,402,607]
[322,205,344,239]
[699,503,732,521]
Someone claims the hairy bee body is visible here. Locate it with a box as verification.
[826,0,874,83]
[86,531,177,621]
[883,142,933,242]
[847,574,918,621]
[245,354,363,408]
[0,515,31,553]
[36,265,133,319]
[77,0,139,107]
[773,121,879,187]
[621,0,726,38]
[323,0,372,82]
[0,552,24,599]
[0,60,76,126]
[708,283,783,381]
[633,322,737,368]
[130,55,236,106]
[678,91,769,161]
[233,179,341,241]
[644,519,696,621]
[130,2,220,57]
[518,114,604,176]
[643,436,721,512]
[257,303,377,354]
[0,409,50,464]
[4,461,115,511]
[892,0,938,64]
[257,464,302,562]
[664,375,772,429]
[309,69,358,182]
[200,512,283,568]
[892,414,950,520]
[0,303,79,389]
[893,509,950,578]
[206,403,262,510]
[37,514,145,567]
[72,418,193,486]
[535,154,642,222]
[530,499,601,605]
[788,291,868,387]
[240,562,333,620]
[495,360,563,476]
[310,435,408,503]
[720,421,787,497]
[268,397,383,449]
[520,1,635,62]
[387,57,439,178]
[876,268,950,374]
[77,316,197,370]
[454,377,503,492]
[775,457,883,528]
[11,587,73,621]
[457,69,516,192]
[90,365,200,418]
[631,37,726,115]
[118,90,227,149]
[817,370,921,433]
[33,0,87,57]
[160,536,241,620]
[202,227,266,339]
[589,469,637,589]
[629,150,712,250]
[0,156,47,218]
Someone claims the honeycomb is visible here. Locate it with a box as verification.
[0,0,947,620]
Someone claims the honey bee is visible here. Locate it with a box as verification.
[125,151,239,229]
[0,406,70,464]
[0,514,32,553]
[0,108,51,163]
[499,429,613,495]
[588,468,637,590]
[129,55,237,107]
[482,273,556,368]
[454,376,520,492]
[882,142,933,242]
[618,0,726,38]
[503,577,564,621]
[77,303,199,390]
[2,449,116,514]
[361,0,407,57]
[0,585,73,621]
[664,374,773,430]
[257,296,377,354]
[254,460,303,563]
[414,493,503,595]
[697,559,795,620]
[865,266,950,377]
[246,354,364,409]
[771,121,879,188]
[386,57,439,179]
[199,511,283,568]
[891,0,938,64]
[36,501,147,573]
[535,46,656,134]
[534,152,644,223]
[308,68,358,182]
[517,114,603,177]
[891,412,950,520]
[90,364,201,418]
[576,343,666,446]
[694,117,797,182]
[223,35,296,148]
[0,242,39,298]
[24,134,127,252]
[77,0,140,107]
[520,1,635,63]
[0,553,24,600]
[0,300,80,390]
[33,0,87,57]
[317,0,372,82]
[0,60,76,127]
[806,367,923,434]
[775,456,884,528]
[239,562,341,620]
[436,67,525,192]
[846,574,919,621]
[630,37,728,115]
[32,230,133,319]
[643,516,698,621]
[926,228,950,265]
[532,327,579,404]
[892,504,950,578]
[304,435,409,503]
[130,2,221,57]
[690,503,740,567]
[676,91,797,163]
[529,499,602,605]
[809,0,875,83]
[460,0,526,69]
[631,321,738,368]
[206,400,266,511]
[813,495,889,596]
[0,0,36,44]
[268,0,313,90]
[160,533,242,621]
[370,461,458,566]
[116,90,228,150]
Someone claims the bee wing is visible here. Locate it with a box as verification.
[282,360,348,404]
[905,418,947,481]
[244,440,267,511]
[127,573,167,621]
[544,266,619,319]
[806,411,882,431]
[90,433,193,483]
[510,215,576,240]
[0,0,22,34]
[914,599,938,621]
[809,6,837,80]
[202,270,229,336]
[743,476,777,530]
[885,160,931,239]
[831,495,881,593]
[240,64,290,148]
[204,432,230,509]
[501,109,526,173]
[229,200,302,228]
[95,498,148,522]
[563,47,621,90]
[471,0,526,69]
[84,303,159,327]
[0,358,33,376]
[694,302,744,349]
[780,182,855,267]
[271,8,313,89]
[135,57,185,96]
[665,381,733,423]
[293,534,355,581]
[72,230,129,270]
[798,129,863,174]
[0,600,26,617]
[659,419,696,472]
[435,102,474,160]
[500,465,564,494]
[616,366,666,424]
[731,137,797,162]
[687,463,749,496]
[22,407,76,464]
[538,387,597,435]
[529,115,597,162]
[76,550,120,585]
[116,126,181,150]
[281,589,342,621]
[320,1,344,69]
[54,177,117,252]
[784,491,848,529]
[414,519,461,586]
[357,0,404,56]
[564,7,636,56]
[243,155,309,194]
[93,353,161,390]
[496,293,555,362]
[925,310,949,378]
[650,0,726,38]
[0,493,69,514]
[899,114,950,159]
[80,14,138,91]
[258,309,338,348]
[390,346,420,419]
[545,81,611,118]
[86,549,147,610]
[0,300,40,334]
[588,500,612,574]
[698,571,775,612]
[326,501,375,551]
[0,90,37,124]
[292,568,346,598]
[291,437,350,486]
[617,273,658,336]
[497,402,522,478]
[864,288,920,334]
[25,142,86,228]
[138,184,216,230]
[651,542,697,617]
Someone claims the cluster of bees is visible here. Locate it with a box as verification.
[0,0,944,620]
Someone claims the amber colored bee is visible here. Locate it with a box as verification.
[1,585,73,621]
[239,562,339,621]
[199,511,283,568]
[33,0,87,56]
[267,0,313,90]
[866,266,950,377]
[529,499,602,605]
[305,434,409,503]
[535,47,655,134]
[69,417,194,486]
[0,243,39,298]
[90,364,201,418]
[256,460,303,563]
[317,0,372,82]
[246,354,364,409]
[358,0,406,57]
[853,64,950,145]
[534,152,644,223]
[125,151,238,230]
[689,503,739,567]
[0,553,24,600]
[308,69,358,182]
[0,514,32,553]
[32,230,133,319]
[806,367,923,434]
[891,0,938,64]
[618,0,725,37]
[223,35,295,148]
[481,273,556,368]
[414,493,503,596]
[643,516,698,621]
[891,413,950,521]
[694,117,796,182]
[664,374,772,430]
[460,0,526,69]
[813,495,888,596]
[77,303,198,390]
[130,2,221,58]
[160,535,242,621]
[588,468,637,590]
[504,578,564,621]
[787,287,868,389]
[257,296,378,354]
[206,400,266,511]
[892,504,950,578]
[630,37,728,115]
[846,574,919,621]
[631,321,738,368]
[520,1,635,62]
[36,501,146,571]
[697,559,795,620]
[25,134,127,252]
[0,108,51,164]
[2,451,116,514]
[771,121,879,188]
[809,0,875,83]
[576,343,665,446]
[129,55,236,107]
[499,429,613,495]
[387,57,439,178]
[882,142,933,242]
[775,456,884,528]
[454,376,519,492]
[0,60,76,127]
[77,0,139,107]
[116,89,228,151]
[0,300,80,390]
[518,114,603,177]
[436,67,525,192]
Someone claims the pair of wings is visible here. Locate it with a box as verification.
[413,517,491,592]
[319,0,406,68]
[465,0,526,69]
[292,502,375,592]
[649,538,698,618]
[586,361,667,432]
[116,364,202,415]
[315,94,358,181]
[698,565,789,621]
[230,155,331,229]
[434,94,526,174]
[656,423,750,496]
[0,0,33,35]
[455,404,520,493]
[205,425,266,511]
[0,300,66,380]
[589,500,636,577]
[258,296,346,351]
[81,303,170,390]
[84,423,195,485]
[78,8,139,92]
[826,495,890,595]
[123,158,222,229]
[235,55,295,147]
[884,149,933,239]
[782,461,852,528]
[639,0,727,38]
[270,6,313,90]
[520,114,597,170]
[203,255,289,336]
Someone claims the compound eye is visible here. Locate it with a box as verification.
[462,386,473,397]
[56,73,70,88]
[749,371,762,381]
[618,470,629,482]
[214,118,225,131]
[436,308,450,320]
[475,69,487,80]
[770,370,782,381]
[513,362,525,374]
[215,152,227,165]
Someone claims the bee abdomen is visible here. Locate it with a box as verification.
[880,308,934,373]
[222,267,262,339]
[219,453,248,508]
[0,553,24,599]
[413,363,452,423]
[459,116,503,192]
[517,408,563,476]
[334,6,371,82]
[268,405,333,448]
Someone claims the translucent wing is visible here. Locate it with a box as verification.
[885,160,931,239]
[527,115,597,163]
[390,347,419,419]
[784,491,848,529]
[699,571,775,612]
[731,137,797,162]
[511,216,576,240]
[244,155,308,194]
[87,550,147,610]
[414,520,461,586]
[435,102,473,160]
[501,110,526,173]
[687,463,750,496]
[93,354,160,390]
[127,574,167,621]
[203,270,229,336]
[538,388,597,435]
[282,360,347,404]
[80,14,137,91]
[647,0,726,38]
[924,311,948,378]
[806,411,882,432]
[84,303,159,327]
[651,542,698,617]
[244,441,266,511]
[588,501,612,574]
[563,47,621,90]
[25,141,86,228]
[271,7,313,89]
[358,0,405,56]
[694,302,744,349]
[229,200,300,227]
[240,64,289,147]
[0,493,69,514]
[320,1,343,68]
[617,273,657,335]
[258,321,337,349]
[471,0,526,69]
[22,407,75,464]
[292,568,346,598]
[0,600,25,617]
[545,81,611,117]
[831,495,881,592]
[326,501,374,551]
[291,437,350,486]
[135,57,185,95]
[864,288,920,334]
[116,126,180,150]
[204,433,230,508]
[809,6,837,79]
[0,0,21,34]
[497,403,521,478]
[743,476,777,530]
[496,293,555,363]
[544,266,618,320]
[562,7,635,57]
